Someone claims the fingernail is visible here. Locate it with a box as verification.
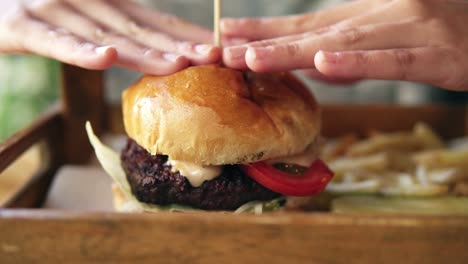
[95,45,114,55]
[228,38,249,46]
[195,44,212,54]
[225,46,247,60]
[317,50,339,64]
[163,53,182,62]
[249,47,269,60]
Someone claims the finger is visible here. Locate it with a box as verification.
[300,69,361,85]
[223,33,309,69]
[223,0,422,69]
[100,34,190,75]
[28,1,189,75]
[27,0,103,43]
[108,0,212,44]
[314,48,466,91]
[221,0,374,40]
[4,10,117,70]
[241,21,427,72]
[65,0,219,65]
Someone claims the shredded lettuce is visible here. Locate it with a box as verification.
[86,122,284,213]
[234,197,286,214]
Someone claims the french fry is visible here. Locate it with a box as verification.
[413,122,445,150]
[329,152,390,175]
[320,134,358,162]
[326,177,380,193]
[329,151,414,176]
[381,174,449,197]
[346,132,422,156]
[321,122,468,199]
[426,167,467,184]
[412,148,468,169]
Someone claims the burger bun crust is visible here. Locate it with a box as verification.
[122,65,320,165]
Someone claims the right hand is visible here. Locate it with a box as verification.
[222,0,468,91]
[0,0,221,75]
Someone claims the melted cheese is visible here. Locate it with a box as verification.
[166,144,318,187]
[166,159,222,187]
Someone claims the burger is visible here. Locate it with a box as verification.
[87,64,333,212]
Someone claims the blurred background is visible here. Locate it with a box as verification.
[1,0,467,141]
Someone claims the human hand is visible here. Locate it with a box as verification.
[0,0,220,75]
[222,0,468,91]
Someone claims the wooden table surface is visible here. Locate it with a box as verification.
[1,210,467,264]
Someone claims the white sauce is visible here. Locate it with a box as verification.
[266,149,317,167]
[166,159,222,187]
[167,146,317,187]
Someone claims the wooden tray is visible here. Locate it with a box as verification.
[1,66,467,264]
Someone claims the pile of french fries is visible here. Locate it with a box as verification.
[320,123,468,197]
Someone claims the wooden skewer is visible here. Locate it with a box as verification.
[214,0,222,48]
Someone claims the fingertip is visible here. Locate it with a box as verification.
[95,45,117,57]
[191,45,221,65]
[162,52,190,68]
[245,47,270,72]
[314,50,340,76]
[222,46,248,69]
[142,52,190,75]
[205,46,223,63]
[90,46,118,69]
[72,45,118,70]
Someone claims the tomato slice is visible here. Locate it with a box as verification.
[241,159,334,196]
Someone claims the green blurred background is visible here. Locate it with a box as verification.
[0,55,60,140]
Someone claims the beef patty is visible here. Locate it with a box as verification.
[121,139,280,210]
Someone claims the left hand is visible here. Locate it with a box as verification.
[222,0,468,91]
[0,0,221,75]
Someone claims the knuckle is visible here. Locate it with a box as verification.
[176,41,195,52]
[285,43,302,58]
[355,51,370,66]
[93,28,106,42]
[339,28,367,46]
[313,25,334,36]
[159,13,181,26]
[394,49,416,80]
[395,49,416,66]
[257,39,277,47]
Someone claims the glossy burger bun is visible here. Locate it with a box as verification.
[122,65,320,165]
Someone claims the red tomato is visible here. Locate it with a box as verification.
[241,159,334,196]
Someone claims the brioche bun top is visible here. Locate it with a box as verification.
[122,65,320,165]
